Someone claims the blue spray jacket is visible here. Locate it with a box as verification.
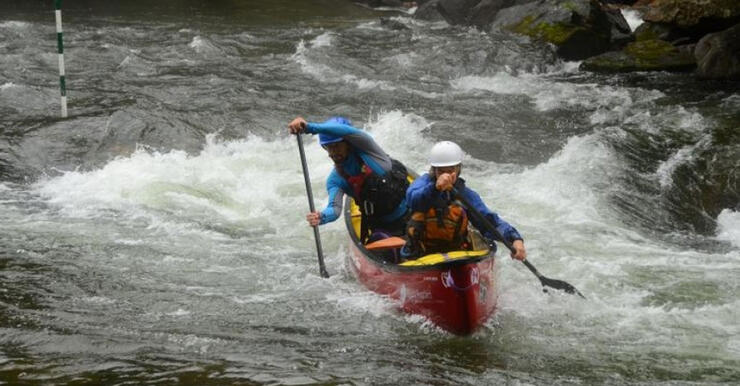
[304,121,408,225]
[405,173,522,246]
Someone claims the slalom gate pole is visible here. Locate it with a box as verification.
[54,0,67,118]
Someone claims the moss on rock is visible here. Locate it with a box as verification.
[493,0,623,60]
[510,15,584,45]
[634,22,673,42]
[581,39,696,72]
[626,39,678,61]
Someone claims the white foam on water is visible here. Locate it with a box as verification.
[622,105,708,137]
[325,290,396,319]
[721,93,740,108]
[116,51,155,76]
[292,39,335,81]
[341,74,395,90]
[466,126,740,359]
[481,133,618,226]
[0,82,17,91]
[230,293,286,305]
[157,331,224,352]
[29,108,739,346]
[717,209,740,249]
[81,296,117,305]
[29,112,431,315]
[450,72,662,112]
[189,36,206,49]
[0,21,31,29]
[363,110,433,171]
[621,9,644,32]
[675,107,707,131]
[655,135,708,188]
[33,133,318,240]
[451,72,528,95]
[386,52,419,68]
[161,255,194,264]
[189,36,221,55]
[291,33,396,91]
[371,6,417,15]
[113,238,146,246]
[166,308,191,317]
[310,31,334,48]
[648,109,710,187]
[355,21,385,31]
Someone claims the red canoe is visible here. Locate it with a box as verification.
[343,198,500,335]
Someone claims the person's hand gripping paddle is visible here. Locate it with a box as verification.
[452,188,585,298]
[295,131,329,278]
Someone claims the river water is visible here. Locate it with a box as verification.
[1,1,739,384]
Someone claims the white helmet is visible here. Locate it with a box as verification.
[429,141,464,167]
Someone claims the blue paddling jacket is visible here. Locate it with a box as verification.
[304,119,408,225]
[405,173,522,247]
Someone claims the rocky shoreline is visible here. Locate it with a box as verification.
[355,0,740,80]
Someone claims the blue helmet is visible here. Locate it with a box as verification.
[318,116,351,146]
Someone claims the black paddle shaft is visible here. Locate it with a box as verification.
[296,134,329,278]
[451,188,585,298]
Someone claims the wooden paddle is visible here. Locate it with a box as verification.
[452,187,585,298]
[296,134,330,278]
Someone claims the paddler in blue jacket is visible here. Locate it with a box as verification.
[405,141,527,260]
[288,116,410,241]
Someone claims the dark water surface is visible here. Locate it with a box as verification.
[1,1,739,384]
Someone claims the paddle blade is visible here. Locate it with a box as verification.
[539,276,586,299]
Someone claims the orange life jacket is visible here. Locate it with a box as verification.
[407,202,468,255]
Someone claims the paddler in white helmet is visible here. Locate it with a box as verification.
[404,141,527,260]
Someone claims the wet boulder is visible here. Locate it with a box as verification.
[640,0,740,32]
[632,0,740,45]
[580,38,695,72]
[433,0,483,25]
[633,21,680,42]
[490,0,632,60]
[582,1,740,79]
[694,22,740,80]
[469,0,531,28]
[415,0,530,28]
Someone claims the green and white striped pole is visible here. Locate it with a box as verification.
[54,0,67,118]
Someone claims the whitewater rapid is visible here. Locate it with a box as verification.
[1,3,738,383]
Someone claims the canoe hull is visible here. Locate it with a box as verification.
[345,230,500,335]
